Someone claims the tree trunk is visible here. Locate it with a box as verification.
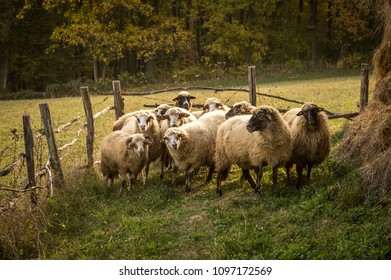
[0,43,9,90]
[310,0,318,66]
[93,58,98,83]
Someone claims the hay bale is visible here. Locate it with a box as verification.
[335,98,391,195]
[361,148,391,195]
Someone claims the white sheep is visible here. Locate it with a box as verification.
[224,100,256,119]
[162,110,226,192]
[202,97,231,114]
[159,107,197,129]
[100,131,153,191]
[121,110,164,179]
[154,104,172,123]
[283,102,331,188]
[214,105,292,196]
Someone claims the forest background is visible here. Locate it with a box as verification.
[0,0,383,95]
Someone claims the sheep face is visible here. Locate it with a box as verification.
[246,107,273,133]
[135,113,154,132]
[203,98,223,112]
[297,103,324,126]
[162,130,186,151]
[126,135,153,156]
[173,91,196,110]
[154,104,171,121]
[225,101,254,119]
[161,108,190,127]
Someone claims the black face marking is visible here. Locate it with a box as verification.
[246,110,271,133]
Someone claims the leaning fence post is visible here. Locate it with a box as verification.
[39,103,65,188]
[23,114,37,204]
[80,86,94,168]
[113,80,124,120]
[360,63,369,112]
[248,66,257,106]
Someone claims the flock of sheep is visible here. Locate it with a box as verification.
[100,91,331,195]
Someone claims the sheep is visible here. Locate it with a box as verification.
[159,107,197,128]
[283,102,331,188]
[154,104,172,123]
[224,101,256,119]
[214,105,292,196]
[173,91,196,111]
[202,97,231,114]
[121,110,164,179]
[161,110,226,193]
[112,109,154,131]
[100,131,153,191]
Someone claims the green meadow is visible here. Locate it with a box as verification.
[0,70,390,260]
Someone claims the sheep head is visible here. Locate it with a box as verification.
[125,134,153,156]
[296,102,324,126]
[173,91,196,110]
[246,105,275,133]
[154,104,172,121]
[160,107,190,127]
[203,97,223,112]
[225,101,255,119]
[162,128,187,150]
[135,112,155,132]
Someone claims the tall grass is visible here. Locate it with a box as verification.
[1,69,390,260]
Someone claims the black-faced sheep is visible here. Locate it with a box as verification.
[173,91,196,111]
[215,105,292,196]
[283,102,331,188]
[224,101,256,119]
[121,110,164,179]
[100,131,153,191]
[162,110,226,193]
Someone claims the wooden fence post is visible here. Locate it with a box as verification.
[23,114,37,204]
[80,86,94,167]
[360,63,369,112]
[248,66,257,106]
[39,103,65,188]
[113,80,124,120]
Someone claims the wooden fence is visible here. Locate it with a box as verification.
[0,65,369,206]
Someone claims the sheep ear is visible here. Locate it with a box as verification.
[125,137,133,149]
[173,97,178,101]
[180,112,190,118]
[296,111,304,116]
[317,107,324,112]
[160,136,168,143]
[179,132,186,139]
[190,95,196,99]
[160,114,169,120]
[203,105,208,110]
[144,136,153,145]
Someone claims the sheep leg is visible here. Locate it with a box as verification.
[171,165,178,187]
[145,164,150,180]
[242,169,257,190]
[286,165,290,181]
[272,166,278,191]
[128,173,136,192]
[255,164,264,193]
[296,164,304,189]
[185,170,194,193]
[216,172,223,196]
[205,165,215,184]
[306,164,313,180]
[160,150,168,179]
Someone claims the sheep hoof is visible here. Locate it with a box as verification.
[216,189,223,196]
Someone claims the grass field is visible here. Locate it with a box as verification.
[1,70,390,260]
